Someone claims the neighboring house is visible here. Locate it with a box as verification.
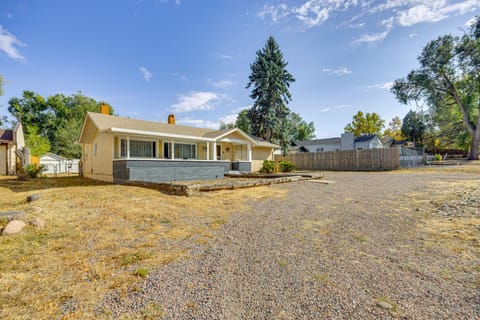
[0,123,25,175]
[40,152,80,174]
[353,134,384,150]
[78,110,278,183]
[293,133,383,153]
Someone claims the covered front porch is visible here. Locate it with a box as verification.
[110,129,254,182]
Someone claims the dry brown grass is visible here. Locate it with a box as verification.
[408,178,480,279]
[0,176,286,319]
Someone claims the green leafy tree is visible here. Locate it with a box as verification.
[289,112,315,142]
[8,91,53,136]
[24,125,50,156]
[392,16,480,159]
[235,109,252,134]
[8,91,113,158]
[246,36,295,146]
[219,122,235,130]
[344,111,385,137]
[383,116,403,140]
[401,110,426,145]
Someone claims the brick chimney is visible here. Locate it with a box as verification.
[100,104,110,115]
[168,114,175,125]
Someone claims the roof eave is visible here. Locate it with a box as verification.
[109,127,216,142]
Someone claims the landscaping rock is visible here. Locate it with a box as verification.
[27,194,41,202]
[2,220,26,235]
[29,218,45,229]
[0,211,25,218]
[376,300,393,309]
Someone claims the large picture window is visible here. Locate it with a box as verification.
[163,142,196,159]
[121,139,156,158]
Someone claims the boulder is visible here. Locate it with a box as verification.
[2,220,26,235]
[26,194,41,202]
[29,218,45,229]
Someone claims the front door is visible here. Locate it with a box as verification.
[216,145,221,160]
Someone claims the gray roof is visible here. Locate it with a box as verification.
[297,137,341,146]
[40,152,66,161]
[354,134,379,143]
[81,112,278,148]
[0,129,13,143]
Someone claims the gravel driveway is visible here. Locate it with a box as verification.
[104,170,480,319]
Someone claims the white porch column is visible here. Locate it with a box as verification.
[112,136,115,159]
[127,136,130,159]
[213,142,217,160]
[206,142,209,160]
[247,143,252,161]
[171,140,175,160]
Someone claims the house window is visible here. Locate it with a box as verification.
[130,140,155,157]
[164,142,172,159]
[174,143,196,159]
[121,139,155,158]
[163,142,196,159]
[120,139,127,157]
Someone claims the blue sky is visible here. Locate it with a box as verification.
[0,0,479,138]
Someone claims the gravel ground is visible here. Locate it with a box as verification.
[103,170,480,319]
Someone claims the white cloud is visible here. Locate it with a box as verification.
[465,16,477,27]
[176,118,220,129]
[365,81,394,90]
[320,104,352,113]
[409,33,418,38]
[322,67,352,76]
[258,3,290,23]
[353,28,391,45]
[207,78,234,89]
[0,25,26,60]
[258,0,480,43]
[218,53,234,60]
[397,4,446,26]
[139,66,152,82]
[220,113,238,124]
[6,13,13,19]
[170,91,221,113]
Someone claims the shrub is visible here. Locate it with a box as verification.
[133,267,149,278]
[279,160,295,172]
[24,164,46,178]
[260,160,275,173]
[434,154,443,161]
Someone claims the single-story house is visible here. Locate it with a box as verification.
[78,110,278,183]
[0,123,25,175]
[40,152,80,174]
[353,134,384,150]
[292,133,383,153]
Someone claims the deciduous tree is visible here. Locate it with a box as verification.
[383,116,403,140]
[392,16,480,159]
[344,111,385,136]
[401,110,426,145]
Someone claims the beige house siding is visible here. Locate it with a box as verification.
[0,144,7,175]
[251,146,274,172]
[83,131,113,181]
[8,144,17,175]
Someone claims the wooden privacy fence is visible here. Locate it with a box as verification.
[275,148,400,171]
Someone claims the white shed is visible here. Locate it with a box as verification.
[40,153,79,174]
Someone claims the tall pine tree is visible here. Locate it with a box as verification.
[246,36,295,147]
